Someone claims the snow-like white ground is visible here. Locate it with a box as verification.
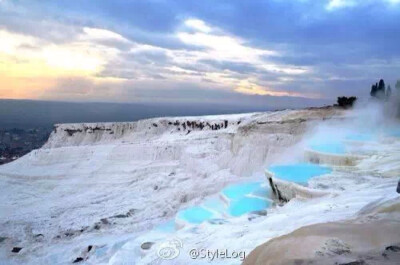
[0,107,399,265]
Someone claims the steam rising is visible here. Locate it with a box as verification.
[273,92,400,165]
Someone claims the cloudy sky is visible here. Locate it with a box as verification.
[1,0,399,107]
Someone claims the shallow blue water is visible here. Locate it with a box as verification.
[94,245,108,257]
[176,182,271,225]
[221,182,263,200]
[221,182,271,217]
[310,142,346,154]
[268,163,332,184]
[156,220,176,232]
[177,206,214,224]
[202,198,227,214]
[250,185,270,198]
[388,128,400,137]
[228,197,270,217]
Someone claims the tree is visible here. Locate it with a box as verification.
[337,96,357,108]
[386,85,392,98]
[370,83,378,97]
[370,79,386,99]
[378,79,385,91]
[396,80,400,90]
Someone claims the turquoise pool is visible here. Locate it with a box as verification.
[221,182,263,200]
[250,185,270,198]
[177,206,214,224]
[387,128,400,137]
[221,181,271,216]
[228,197,270,217]
[268,163,332,184]
[175,182,270,225]
[202,198,227,215]
[156,220,176,232]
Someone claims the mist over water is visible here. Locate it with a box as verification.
[269,93,400,166]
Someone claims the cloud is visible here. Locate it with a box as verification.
[177,19,278,62]
[184,19,212,33]
[39,76,331,110]
[326,0,358,10]
[90,18,312,97]
[327,0,400,10]
[0,0,400,106]
[0,27,121,75]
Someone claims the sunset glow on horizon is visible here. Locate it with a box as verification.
[1,0,399,106]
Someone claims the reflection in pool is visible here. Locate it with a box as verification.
[268,163,332,184]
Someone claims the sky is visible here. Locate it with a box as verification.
[0,0,400,108]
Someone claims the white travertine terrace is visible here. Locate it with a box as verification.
[1,106,399,265]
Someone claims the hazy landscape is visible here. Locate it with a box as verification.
[0,99,330,129]
[1,1,400,265]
